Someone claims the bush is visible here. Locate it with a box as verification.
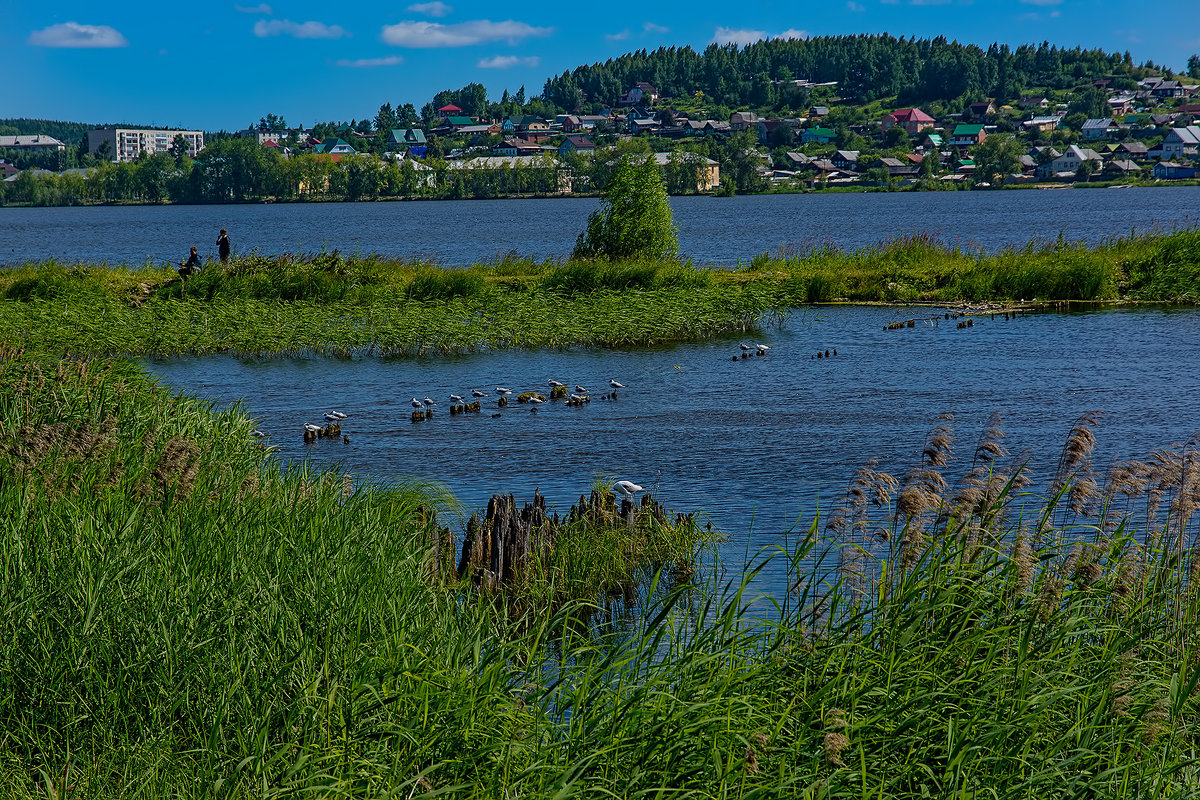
[573,156,679,262]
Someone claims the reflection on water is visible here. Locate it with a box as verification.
[145,305,1200,599]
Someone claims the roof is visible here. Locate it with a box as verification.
[1082,118,1114,130]
[444,116,474,126]
[834,150,859,161]
[952,124,985,136]
[805,127,835,137]
[437,104,463,113]
[0,134,66,148]
[561,136,594,149]
[390,128,427,144]
[1165,126,1200,145]
[888,108,935,123]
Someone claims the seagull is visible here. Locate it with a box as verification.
[548,379,565,388]
[575,385,588,393]
[495,387,512,395]
[411,398,423,409]
[569,393,589,402]
[423,397,436,406]
[304,423,322,433]
[449,394,463,402]
[471,389,487,398]
[529,396,546,404]
[324,412,346,421]
[740,342,754,352]
[609,378,625,388]
[614,480,645,497]
[251,429,265,438]
[756,343,771,352]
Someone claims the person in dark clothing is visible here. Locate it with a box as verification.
[216,228,230,262]
[179,246,201,278]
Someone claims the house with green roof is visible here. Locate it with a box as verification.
[801,126,835,143]
[388,129,427,158]
[313,137,355,156]
[950,124,986,148]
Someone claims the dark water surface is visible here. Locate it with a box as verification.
[5,187,1200,267]
[145,305,1200,596]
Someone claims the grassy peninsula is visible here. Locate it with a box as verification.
[4,348,1200,797]
[2,228,1199,358]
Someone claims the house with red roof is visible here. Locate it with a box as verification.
[882,108,935,136]
[437,104,463,115]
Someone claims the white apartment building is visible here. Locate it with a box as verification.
[0,134,67,151]
[87,128,205,162]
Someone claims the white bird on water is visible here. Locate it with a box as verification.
[471,389,487,398]
[740,342,754,352]
[548,379,565,388]
[575,384,588,393]
[609,378,625,389]
[614,480,645,497]
[423,397,436,406]
[495,387,512,395]
[528,396,546,404]
[449,394,463,402]
[756,343,771,352]
[411,398,423,409]
[304,423,322,433]
[324,410,348,421]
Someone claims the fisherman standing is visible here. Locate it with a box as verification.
[216,228,231,262]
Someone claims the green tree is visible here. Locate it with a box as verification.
[1188,55,1200,80]
[972,132,1024,185]
[573,155,678,261]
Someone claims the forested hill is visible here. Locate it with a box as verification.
[542,34,1166,113]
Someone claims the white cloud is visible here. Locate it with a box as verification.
[777,29,809,39]
[643,22,669,34]
[477,55,539,68]
[1019,0,1061,4]
[336,55,404,67]
[846,0,865,10]
[235,3,272,13]
[28,22,128,48]
[381,19,552,47]
[606,29,631,41]
[713,26,766,46]
[408,2,452,16]
[254,19,348,38]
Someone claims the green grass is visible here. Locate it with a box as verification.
[4,349,1200,798]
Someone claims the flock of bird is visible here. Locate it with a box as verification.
[740,342,771,354]
[407,378,627,413]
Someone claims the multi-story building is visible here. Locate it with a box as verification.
[87,128,205,162]
[0,134,67,152]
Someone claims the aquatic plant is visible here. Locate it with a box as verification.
[4,348,1200,797]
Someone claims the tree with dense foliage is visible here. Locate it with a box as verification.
[573,155,678,261]
[972,133,1025,185]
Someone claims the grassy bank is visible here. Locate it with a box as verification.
[3,228,1200,357]
[4,349,1200,797]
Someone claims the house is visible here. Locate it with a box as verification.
[950,124,987,148]
[1161,126,1200,160]
[920,133,944,150]
[558,136,595,156]
[810,106,829,117]
[754,119,791,143]
[388,129,428,158]
[313,137,355,156]
[1081,118,1116,140]
[1023,116,1061,135]
[650,152,720,191]
[875,156,917,177]
[801,126,835,143]
[493,139,546,157]
[563,114,611,133]
[1115,141,1149,160]
[619,82,659,106]
[1105,159,1142,178]
[443,116,475,130]
[1153,161,1197,179]
[1107,96,1135,115]
[831,150,860,171]
[968,101,996,118]
[784,152,811,168]
[1018,96,1050,110]
[436,104,463,116]
[1036,145,1102,179]
[729,111,761,132]
[882,108,936,136]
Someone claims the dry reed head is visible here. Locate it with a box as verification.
[1050,411,1104,500]
[922,413,955,468]
[823,707,849,767]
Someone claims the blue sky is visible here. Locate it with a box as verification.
[5,0,1198,131]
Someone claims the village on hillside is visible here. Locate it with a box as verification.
[2,74,1199,202]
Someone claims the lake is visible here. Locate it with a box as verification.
[145,304,1200,597]
[4,186,1200,267]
